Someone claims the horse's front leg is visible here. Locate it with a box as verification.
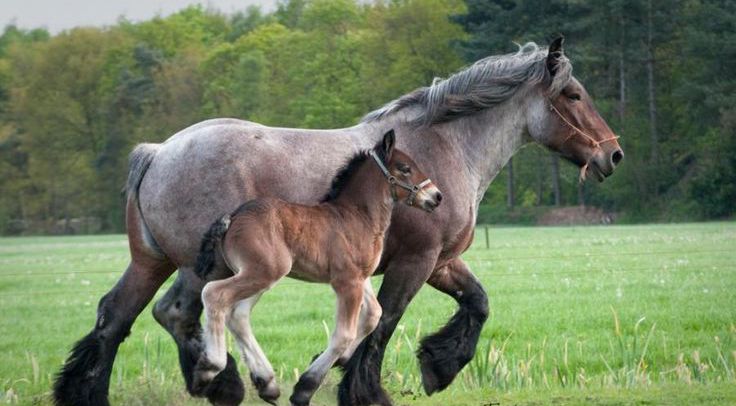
[338,249,440,406]
[152,270,244,405]
[419,257,489,394]
[290,278,364,406]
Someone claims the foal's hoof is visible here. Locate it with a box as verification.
[205,353,246,406]
[251,373,280,405]
[192,357,224,396]
[289,374,319,406]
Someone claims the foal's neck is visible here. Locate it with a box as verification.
[330,161,393,233]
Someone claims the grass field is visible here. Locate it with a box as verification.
[1,222,735,405]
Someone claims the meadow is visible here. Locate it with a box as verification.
[1,222,735,405]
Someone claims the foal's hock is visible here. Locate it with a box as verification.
[192,130,441,406]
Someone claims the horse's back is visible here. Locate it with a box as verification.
[135,119,362,266]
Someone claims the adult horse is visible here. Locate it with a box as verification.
[54,37,623,406]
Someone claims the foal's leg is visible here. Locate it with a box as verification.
[338,279,382,366]
[419,257,489,394]
[227,292,281,404]
[152,270,244,404]
[338,248,440,406]
[290,279,364,406]
[194,268,283,392]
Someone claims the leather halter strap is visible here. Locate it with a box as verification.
[369,150,432,206]
[549,103,619,150]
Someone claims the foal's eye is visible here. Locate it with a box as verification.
[567,93,581,101]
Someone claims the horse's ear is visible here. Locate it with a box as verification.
[546,35,565,76]
[382,129,396,158]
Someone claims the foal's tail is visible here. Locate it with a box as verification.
[194,214,232,280]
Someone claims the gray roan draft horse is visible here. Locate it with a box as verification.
[53,37,623,406]
[192,130,441,405]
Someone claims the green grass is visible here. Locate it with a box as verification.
[1,223,735,405]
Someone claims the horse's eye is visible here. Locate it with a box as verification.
[398,164,411,174]
[567,93,581,101]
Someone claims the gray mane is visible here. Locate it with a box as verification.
[361,42,572,126]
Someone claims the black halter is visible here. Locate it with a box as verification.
[369,150,432,206]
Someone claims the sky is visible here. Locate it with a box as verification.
[2,0,278,34]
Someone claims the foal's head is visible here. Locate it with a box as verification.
[323,130,442,212]
[376,130,442,212]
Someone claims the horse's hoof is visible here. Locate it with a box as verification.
[251,373,280,405]
[417,348,456,395]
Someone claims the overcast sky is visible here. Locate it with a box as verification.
[2,0,277,34]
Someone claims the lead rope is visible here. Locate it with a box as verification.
[549,103,620,182]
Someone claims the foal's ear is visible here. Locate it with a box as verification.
[546,35,565,76]
[382,129,396,158]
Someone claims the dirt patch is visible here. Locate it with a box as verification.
[537,206,615,226]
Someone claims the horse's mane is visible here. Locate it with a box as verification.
[361,42,572,126]
[321,143,387,203]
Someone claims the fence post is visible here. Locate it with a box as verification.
[484,225,490,249]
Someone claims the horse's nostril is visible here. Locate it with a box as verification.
[435,192,443,203]
[611,149,624,166]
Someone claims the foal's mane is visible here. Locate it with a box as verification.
[321,145,387,203]
[362,42,572,126]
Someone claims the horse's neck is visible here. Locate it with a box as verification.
[441,101,530,201]
[332,162,393,233]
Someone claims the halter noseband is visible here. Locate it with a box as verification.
[549,103,620,182]
[369,150,432,206]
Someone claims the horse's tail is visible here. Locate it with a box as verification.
[124,143,166,257]
[194,214,232,280]
[126,143,160,202]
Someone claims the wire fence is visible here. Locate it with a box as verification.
[0,247,733,298]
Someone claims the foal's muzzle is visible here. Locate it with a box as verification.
[416,185,442,213]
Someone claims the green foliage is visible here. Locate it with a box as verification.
[0,0,734,233]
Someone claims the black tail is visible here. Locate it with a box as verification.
[194,215,232,280]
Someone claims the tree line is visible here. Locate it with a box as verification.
[0,0,733,234]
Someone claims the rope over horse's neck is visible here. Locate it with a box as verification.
[549,103,619,182]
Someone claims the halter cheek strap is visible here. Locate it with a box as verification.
[549,103,620,182]
[369,150,432,206]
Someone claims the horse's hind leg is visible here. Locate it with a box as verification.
[227,292,280,405]
[152,270,244,405]
[290,278,363,406]
[53,257,175,406]
[418,257,489,394]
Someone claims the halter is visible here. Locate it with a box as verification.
[369,150,432,206]
[549,103,620,182]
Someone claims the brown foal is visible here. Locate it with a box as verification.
[192,130,442,406]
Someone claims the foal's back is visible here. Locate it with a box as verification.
[222,197,364,283]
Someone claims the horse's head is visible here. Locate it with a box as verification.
[378,130,442,212]
[528,37,624,182]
